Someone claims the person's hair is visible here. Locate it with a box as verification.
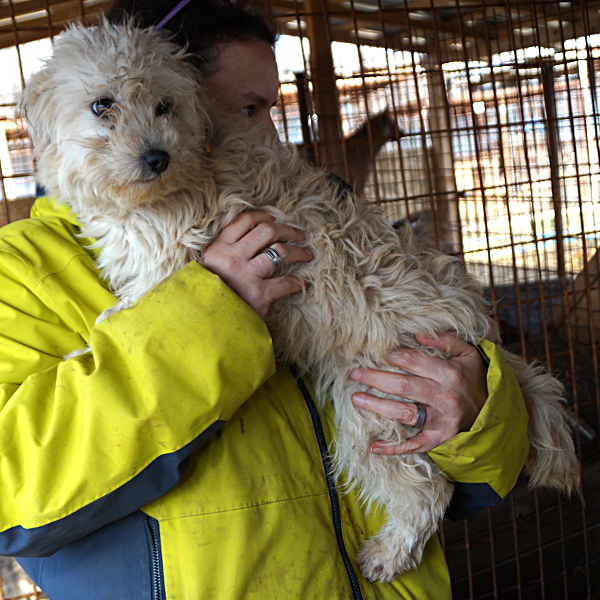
[106,0,278,76]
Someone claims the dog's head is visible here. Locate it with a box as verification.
[22,20,212,213]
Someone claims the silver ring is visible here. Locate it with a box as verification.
[263,247,283,277]
[414,403,426,430]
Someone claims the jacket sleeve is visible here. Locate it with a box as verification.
[427,339,530,520]
[0,255,276,557]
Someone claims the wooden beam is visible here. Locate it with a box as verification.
[541,61,567,283]
[303,0,348,178]
[0,0,110,24]
[423,55,463,254]
[0,197,36,227]
[276,13,440,54]
[0,0,110,49]
[276,5,491,38]
[274,0,600,62]
[0,0,87,21]
[272,0,557,9]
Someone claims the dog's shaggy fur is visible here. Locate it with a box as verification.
[22,21,580,581]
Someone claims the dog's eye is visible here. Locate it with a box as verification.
[91,98,114,116]
[155,101,170,117]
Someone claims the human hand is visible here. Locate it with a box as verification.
[349,333,488,454]
[200,211,313,318]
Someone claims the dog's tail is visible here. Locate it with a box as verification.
[499,348,581,496]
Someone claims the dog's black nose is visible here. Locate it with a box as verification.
[144,149,170,174]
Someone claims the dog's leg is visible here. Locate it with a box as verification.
[355,471,451,581]
[328,376,453,581]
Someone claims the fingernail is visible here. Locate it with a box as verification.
[349,369,361,381]
[352,393,366,407]
[369,446,383,454]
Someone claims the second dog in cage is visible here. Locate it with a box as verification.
[21,20,579,583]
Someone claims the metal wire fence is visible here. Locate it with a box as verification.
[1,0,599,599]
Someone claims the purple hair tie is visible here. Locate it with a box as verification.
[153,0,195,30]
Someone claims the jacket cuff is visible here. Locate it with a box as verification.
[428,339,530,501]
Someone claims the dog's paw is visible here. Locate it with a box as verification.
[355,539,417,583]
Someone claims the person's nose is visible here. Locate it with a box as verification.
[257,108,276,128]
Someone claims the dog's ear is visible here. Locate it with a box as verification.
[20,64,58,154]
[20,64,65,194]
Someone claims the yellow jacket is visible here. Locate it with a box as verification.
[0,197,529,599]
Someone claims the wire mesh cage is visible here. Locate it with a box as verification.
[0,1,599,599]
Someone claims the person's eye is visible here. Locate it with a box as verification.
[240,105,255,117]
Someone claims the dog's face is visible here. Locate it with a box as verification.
[22,21,212,212]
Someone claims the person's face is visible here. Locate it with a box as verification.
[204,39,279,126]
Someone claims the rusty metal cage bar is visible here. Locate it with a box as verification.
[0,1,599,599]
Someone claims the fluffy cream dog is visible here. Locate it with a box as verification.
[22,21,580,582]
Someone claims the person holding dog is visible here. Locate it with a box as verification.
[0,1,532,599]
[107,0,493,456]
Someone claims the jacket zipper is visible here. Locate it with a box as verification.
[144,513,166,600]
[290,365,365,600]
